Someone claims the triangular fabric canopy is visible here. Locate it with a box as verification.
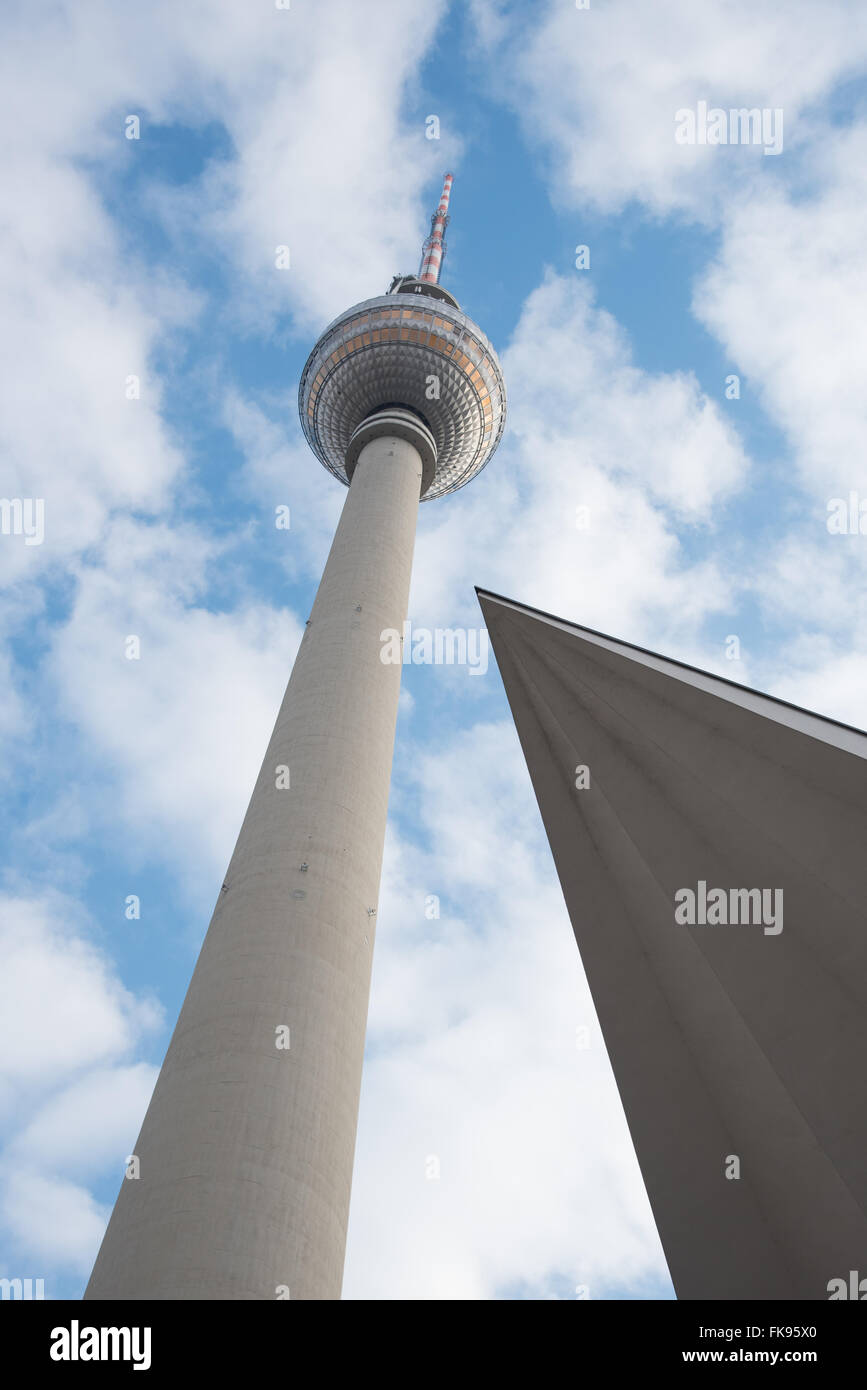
[478,587,867,1301]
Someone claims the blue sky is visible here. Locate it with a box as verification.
[1,0,866,1300]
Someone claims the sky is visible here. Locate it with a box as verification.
[1,0,866,1301]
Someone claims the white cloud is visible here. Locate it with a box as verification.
[0,154,193,584]
[50,518,303,883]
[410,274,746,659]
[0,892,161,1106]
[0,1171,107,1274]
[771,649,867,729]
[178,0,456,335]
[0,892,161,1274]
[467,0,867,728]
[345,721,669,1299]
[694,121,867,497]
[8,1064,157,1180]
[0,0,456,593]
[222,390,345,585]
[741,528,867,726]
[471,0,867,218]
[1,0,453,333]
[500,274,747,519]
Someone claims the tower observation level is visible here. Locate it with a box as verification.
[85,176,506,1301]
[299,175,506,499]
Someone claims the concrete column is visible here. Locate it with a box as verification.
[85,418,428,1301]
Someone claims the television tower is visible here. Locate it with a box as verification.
[85,176,507,1301]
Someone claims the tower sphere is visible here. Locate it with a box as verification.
[298,281,507,501]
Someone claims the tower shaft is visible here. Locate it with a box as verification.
[85,430,425,1300]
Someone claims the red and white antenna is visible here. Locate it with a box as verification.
[418,173,454,284]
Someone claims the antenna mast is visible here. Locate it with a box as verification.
[418,173,454,284]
